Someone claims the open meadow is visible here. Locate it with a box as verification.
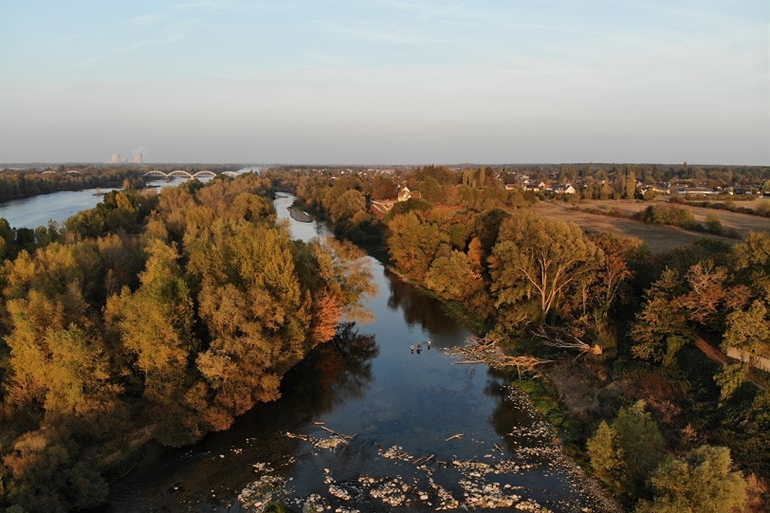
[531,199,770,253]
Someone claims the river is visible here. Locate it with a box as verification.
[101,193,602,513]
[0,176,213,229]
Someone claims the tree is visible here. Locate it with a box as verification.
[188,220,313,434]
[593,233,643,315]
[722,300,770,362]
[302,237,377,332]
[425,250,480,301]
[732,231,770,300]
[386,212,444,281]
[704,212,722,234]
[626,169,637,199]
[630,269,689,365]
[635,445,747,513]
[113,239,199,444]
[329,189,366,222]
[416,176,443,204]
[490,213,604,323]
[467,236,485,278]
[587,400,665,497]
[586,420,623,491]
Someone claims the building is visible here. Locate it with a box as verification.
[110,153,120,164]
[553,184,576,194]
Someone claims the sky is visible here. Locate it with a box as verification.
[1,0,768,165]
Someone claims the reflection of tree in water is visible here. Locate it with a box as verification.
[484,367,542,454]
[280,323,379,419]
[385,270,466,345]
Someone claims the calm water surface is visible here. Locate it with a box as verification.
[0,188,121,229]
[104,193,600,512]
[0,176,210,229]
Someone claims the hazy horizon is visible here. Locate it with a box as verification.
[2,1,768,166]
[2,160,769,169]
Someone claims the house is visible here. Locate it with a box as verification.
[523,181,545,191]
[677,187,719,196]
[397,186,412,202]
[553,184,576,194]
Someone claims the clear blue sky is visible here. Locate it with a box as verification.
[1,0,768,165]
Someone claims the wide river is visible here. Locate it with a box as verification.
[1,187,603,512]
[0,178,193,229]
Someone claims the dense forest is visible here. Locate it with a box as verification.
[0,174,375,511]
[265,165,770,513]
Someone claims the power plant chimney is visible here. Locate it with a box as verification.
[132,152,143,164]
[110,153,120,164]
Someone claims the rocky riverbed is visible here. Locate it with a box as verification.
[236,385,618,513]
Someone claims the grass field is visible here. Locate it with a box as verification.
[532,199,770,253]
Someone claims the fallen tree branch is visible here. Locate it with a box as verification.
[533,325,601,356]
[447,339,553,377]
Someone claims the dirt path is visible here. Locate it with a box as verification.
[694,338,766,391]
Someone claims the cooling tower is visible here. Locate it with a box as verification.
[110,153,120,164]
[132,152,144,164]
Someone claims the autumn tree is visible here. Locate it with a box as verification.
[329,189,366,222]
[490,213,604,325]
[592,234,643,315]
[186,220,309,432]
[425,250,483,302]
[386,212,445,281]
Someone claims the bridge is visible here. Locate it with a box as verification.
[142,170,241,180]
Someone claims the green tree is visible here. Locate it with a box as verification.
[386,212,444,281]
[425,250,480,301]
[722,300,770,362]
[635,445,747,513]
[630,269,689,365]
[329,189,366,222]
[416,176,443,204]
[704,212,722,234]
[626,169,637,199]
[490,213,604,323]
[587,400,665,497]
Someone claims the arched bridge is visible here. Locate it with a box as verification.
[142,170,241,180]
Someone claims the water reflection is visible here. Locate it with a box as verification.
[282,323,379,418]
[385,271,466,347]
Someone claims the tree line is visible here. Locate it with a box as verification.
[0,174,375,512]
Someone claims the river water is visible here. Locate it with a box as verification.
[101,193,602,513]
[0,176,202,229]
